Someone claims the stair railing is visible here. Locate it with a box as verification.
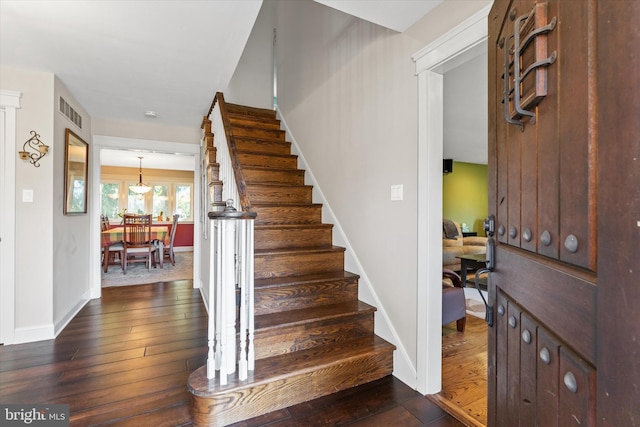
[209,92,252,212]
[205,93,256,385]
[207,203,256,384]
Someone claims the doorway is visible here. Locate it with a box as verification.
[90,135,201,299]
[414,4,491,395]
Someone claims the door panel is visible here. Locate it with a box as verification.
[536,328,559,427]
[488,0,597,424]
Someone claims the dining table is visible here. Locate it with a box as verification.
[101,226,169,273]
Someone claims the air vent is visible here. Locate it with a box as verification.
[59,96,82,129]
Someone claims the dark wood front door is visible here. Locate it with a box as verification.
[487,1,640,425]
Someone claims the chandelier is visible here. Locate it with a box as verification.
[129,156,152,194]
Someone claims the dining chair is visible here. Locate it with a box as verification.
[122,214,157,274]
[162,214,180,265]
[101,215,124,271]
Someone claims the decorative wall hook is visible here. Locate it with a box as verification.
[19,130,49,167]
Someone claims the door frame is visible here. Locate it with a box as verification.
[0,90,21,345]
[90,135,202,299]
[413,5,490,394]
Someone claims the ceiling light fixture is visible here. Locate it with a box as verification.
[129,156,152,194]
[144,111,157,118]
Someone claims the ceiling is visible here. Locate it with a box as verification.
[0,0,263,129]
[1,0,486,168]
[314,0,443,32]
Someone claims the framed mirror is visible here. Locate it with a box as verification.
[64,128,89,215]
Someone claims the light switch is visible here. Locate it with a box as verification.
[22,189,34,203]
[390,184,403,201]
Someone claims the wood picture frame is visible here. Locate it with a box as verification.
[64,128,89,214]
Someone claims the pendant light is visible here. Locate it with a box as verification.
[129,156,152,194]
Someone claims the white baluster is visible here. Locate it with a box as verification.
[238,219,248,381]
[206,219,216,380]
[223,219,238,380]
[214,221,223,372]
[247,219,255,371]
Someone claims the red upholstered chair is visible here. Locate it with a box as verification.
[442,268,466,332]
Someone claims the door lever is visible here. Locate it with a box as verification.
[475,267,494,327]
[476,214,497,327]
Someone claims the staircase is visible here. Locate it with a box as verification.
[188,98,396,427]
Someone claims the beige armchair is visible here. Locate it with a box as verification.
[443,219,487,271]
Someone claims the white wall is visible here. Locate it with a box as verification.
[1,66,55,342]
[228,0,491,383]
[224,1,275,109]
[92,117,201,144]
[52,76,93,333]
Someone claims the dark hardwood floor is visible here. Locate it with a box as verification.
[0,281,464,426]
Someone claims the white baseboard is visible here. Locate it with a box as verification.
[13,324,55,344]
[275,106,417,389]
[54,289,92,337]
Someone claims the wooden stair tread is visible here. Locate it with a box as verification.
[228,112,280,124]
[255,271,359,289]
[188,335,395,396]
[225,103,276,118]
[243,165,304,173]
[255,245,346,256]
[246,182,312,188]
[251,202,323,207]
[255,223,333,231]
[255,301,375,330]
[234,135,290,144]
[236,148,296,158]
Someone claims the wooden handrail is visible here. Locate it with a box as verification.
[213,92,253,212]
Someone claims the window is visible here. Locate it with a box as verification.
[175,184,192,219]
[100,183,120,218]
[153,185,170,219]
[101,181,193,221]
[127,187,146,215]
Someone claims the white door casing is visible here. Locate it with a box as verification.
[0,89,21,345]
[90,135,202,299]
[413,5,490,394]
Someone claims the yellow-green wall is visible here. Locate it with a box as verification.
[443,161,488,236]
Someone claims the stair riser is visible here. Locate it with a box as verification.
[233,126,286,140]
[234,138,292,155]
[254,278,358,315]
[252,205,323,225]
[229,115,281,129]
[255,251,344,278]
[247,185,312,204]
[237,152,297,168]
[244,168,305,186]
[255,227,332,250]
[189,351,394,427]
[255,315,374,360]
